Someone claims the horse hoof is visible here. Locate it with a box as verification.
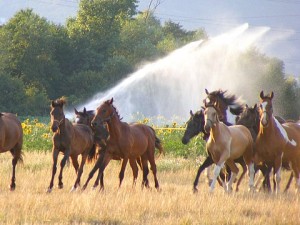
[9,185,16,191]
[58,184,63,189]
[70,187,77,193]
[46,188,52,193]
[193,187,198,194]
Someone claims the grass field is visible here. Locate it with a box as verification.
[0,152,299,225]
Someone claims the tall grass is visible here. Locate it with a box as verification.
[0,153,299,225]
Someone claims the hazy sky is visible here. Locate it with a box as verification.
[1,0,299,76]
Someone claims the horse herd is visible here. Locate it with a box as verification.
[1,89,300,194]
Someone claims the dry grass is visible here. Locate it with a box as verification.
[0,152,299,225]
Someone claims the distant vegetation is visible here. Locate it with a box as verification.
[0,0,299,119]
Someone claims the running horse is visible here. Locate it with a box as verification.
[236,103,293,192]
[0,113,23,190]
[204,103,255,192]
[255,91,300,193]
[82,98,163,190]
[47,98,96,193]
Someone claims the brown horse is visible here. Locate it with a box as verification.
[82,98,163,190]
[255,91,300,193]
[0,113,23,190]
[47,98,96,193]
[204,104,255,192]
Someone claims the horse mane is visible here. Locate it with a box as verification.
[210,89,244,115]
[104,99,122,120]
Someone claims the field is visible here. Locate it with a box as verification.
[0,118,299,224]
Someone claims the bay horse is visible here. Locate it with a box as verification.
[75,107,143,190]
[204,104,255,192]
[255,91,300,193]
[82,98,163,190]
[47,98,96,193]
[0,113,23,190]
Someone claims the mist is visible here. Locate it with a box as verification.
[67,23,291,123]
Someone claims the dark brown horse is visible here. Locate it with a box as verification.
[47,98,96,193]
[254,91,300,193]
[0,113,23,190]
[82,98,163,190]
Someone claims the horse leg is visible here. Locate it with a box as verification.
[129,158,139,187]
[119,157,128,188]
[273,156,282,194]
[210,161,225,192]
[82,151,110,191]
[225,159,239,193]
[284,171,293,193]
[290,161,300,193]
[47,148,59,193]
[235,161,247,192]
[58,149,71,189]
[9,144,22,191]
[193,155,214,193]
[92,170,104,190]
[71,154,87,192]
[141,154,149,189]
[148,149,159,190]
[70,155,79,174]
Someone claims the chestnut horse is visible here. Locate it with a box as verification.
[255,91,300,193]
[47,98,96,193]
[236,103,294,192]
[75,107,143,190]
[0,113,23,190]
[204,104,255,192]
[82,98,163,190]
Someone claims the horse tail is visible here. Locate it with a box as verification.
[154,135,164,157]
[87,144,97,163]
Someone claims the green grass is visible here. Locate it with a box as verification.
[20,117,207,158]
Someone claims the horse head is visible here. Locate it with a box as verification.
[204,103,220,133]
[259,91,274,127]
[50,97,66,132]
[74,107,95,127]
[182,109,207,144]
[236,104,259,130]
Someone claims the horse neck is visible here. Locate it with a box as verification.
[259,116,276,137]
[209,122,222,141]
[58,118,71,135]
[106,117,122,140]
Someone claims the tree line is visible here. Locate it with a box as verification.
[0,0,299,120]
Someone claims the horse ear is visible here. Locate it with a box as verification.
[74,108,78,114]
[205,89,209,95]
[270,92,274,99]
[253,103,257,109]
[109,98,114,104]
[51,100,56,108]
[259,91,264,99]
[190,110,194,116]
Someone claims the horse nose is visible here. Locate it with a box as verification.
[51,126,58,132]
[182,137,188,145]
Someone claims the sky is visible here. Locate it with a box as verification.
[1,0,300,76]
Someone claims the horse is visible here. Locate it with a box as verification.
[204,104,255,192]
[0,113,23,190]
[254,91,300,193]
[75,107,144,190]
[182,109,230,192]
[236,103,294,192]
[47,98,96,193]
[82,98,163,191]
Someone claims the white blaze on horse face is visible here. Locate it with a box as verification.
[205,97,211,104]
[261,102,268,125]
[278,121,297,147]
